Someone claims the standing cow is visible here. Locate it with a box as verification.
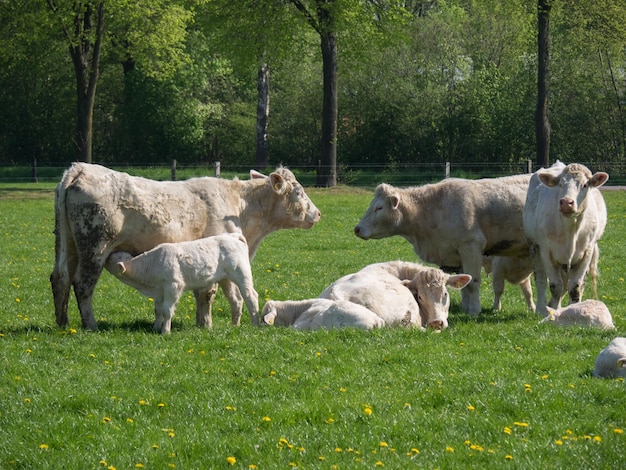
[523,162,608,316]
[51,163,320,330]
[354,175,531,314]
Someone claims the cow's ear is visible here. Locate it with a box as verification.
[117,262,127,274]
[390,194,400,210]
[617,358,626,369]
[590,172,609,188]
[250,169,267,180]
[545,306,557,320]
[447,274,472,289]
[270,173,287,194]
[263,312,276,325]
[538,172,558,187]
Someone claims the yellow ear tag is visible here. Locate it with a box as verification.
[274,183,281,191]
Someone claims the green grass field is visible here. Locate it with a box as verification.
[0,183,624,469]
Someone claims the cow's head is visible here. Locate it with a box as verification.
[354,183,402,239]
[538,163,609,218]
[402,268,472,330]
[251,168,321,229]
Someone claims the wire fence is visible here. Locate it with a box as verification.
[2,159,626,187]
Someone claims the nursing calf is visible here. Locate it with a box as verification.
[105,233,259,333]
[354,175,531,315]
[483,256,535,311]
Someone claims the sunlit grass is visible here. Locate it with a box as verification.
[0,184,624,468]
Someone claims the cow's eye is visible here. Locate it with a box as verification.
[374,206,383,213]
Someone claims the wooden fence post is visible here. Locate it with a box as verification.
[171,159,177,181]
[526,159,533,174]
[214,161,221,177]
[31,157,38,183]
[445,161,450,179]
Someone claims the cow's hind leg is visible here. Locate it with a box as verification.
[50,244,78,328]
[73,258,105,330]
[231,277,260,326]
[194,285,217,328]
[219,279,245,326]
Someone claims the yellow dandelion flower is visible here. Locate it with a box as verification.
[504,426,512,435]
[410,448,420,455]
[316,351,321,357]
[614,428,623,434]
[594,436,602,442]
[505,455,513,460]
[157,403,165,408]
[108,466,116,470]
[364,406,373,415]
[335,447,342,453]
[135,464,144,468]
[555,440,563,445]
[541,374,549,379]
[226,456,236,465]
[24,398,31,404]
[39,444,49,450]
[318,455,326,461]
[69,328,77,334]
[325,417,335,424]
[467,405,475,411]
[339,387,347,393]
[262,416,271,422]
[127,418,134,424]
[446,446,454,452]
[99,460,107,466]
[139,399,148,406]
[152,444,159,450]
[167,465,176,469]
[514,421,528,427]
[101,417,112,423]
[376,462,384,467]
[249,465,258,470]
[379,441,388,447]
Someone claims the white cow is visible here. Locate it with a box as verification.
[319,261,472,330]
[262,299,384,330]
[105,233,259,333]
[540,300,615,329]
[483,256,535,311]
[593,338,626,379]
[523,162,608,316]
[50,163,320,330]
[354,175,531,315]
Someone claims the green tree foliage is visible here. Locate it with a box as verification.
[0,0,625,171]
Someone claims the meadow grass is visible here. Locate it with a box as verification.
[0,183,624,469]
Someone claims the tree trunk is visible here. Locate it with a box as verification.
[536,0,550,168]
[317,10,338,187]
[69,3,105,163]
[255,63,270,170]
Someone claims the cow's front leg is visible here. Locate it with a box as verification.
[567,257,591,305]
[460,248,483,315]
[546,263,565,310]
[194,285,217,328]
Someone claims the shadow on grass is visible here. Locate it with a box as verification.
[448,306,537,325]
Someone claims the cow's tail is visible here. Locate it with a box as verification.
[50,163,82,327]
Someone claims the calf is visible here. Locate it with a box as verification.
[105,233,259,333]
[262,299,384,330]
[483,256,535,311]
[354,175,531,315]
[540,300,615,329]
[524,162,608,316]
[593,338,626,378]
[319,261,471,330]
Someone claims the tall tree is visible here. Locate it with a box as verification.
[256,63,270,169]
[536,0,551,167]
[47,1,104,163]
[289,0,338,187]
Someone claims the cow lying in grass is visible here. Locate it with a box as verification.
[105,233,259,333]
[262,299,384,330]
[540,300,615,329]
[263,261,471,331]
[593,337,626,378]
